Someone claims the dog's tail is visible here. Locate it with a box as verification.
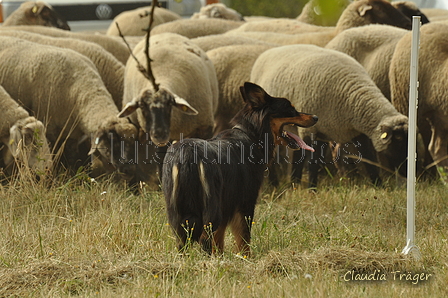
[162,144,222,243]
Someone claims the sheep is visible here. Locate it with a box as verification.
[1,1,70,30]
[230,0,411,35]
[296,1,429,27]
[206,44,275,134]
[0,29,125,109]
[190,33,277,52]
[0,36,139,178]
[227,0,412,47]
[191,3,244,21]
[118,33,219,187]
[0,25,130,65]
[390,22,448,172]
[325,24,408,100]
[324,24,410,178]
[0,85,52,175]
[251,44,409,188]
[150,18,244,39]
[296,0,351,26]
[106,6,181,36]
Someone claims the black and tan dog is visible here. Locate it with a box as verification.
[162,82,318,256]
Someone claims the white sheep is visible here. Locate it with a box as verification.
[0,37,139,178]
[0,85,52,175]
[150,18,244,39]
[325,24,408,100]
[251,44,409,187]
[119,33,219,187]
[191,33,277,52]
[228,0,412,47]
[191,3,244,21]
[0,29,125,109]
[0,25,130,65]
[296,0,351,26]
[232,0,412,34]
[206,44,275,133]
[390,22,448,171]
[2,1,70,30]
[106,6,181,36]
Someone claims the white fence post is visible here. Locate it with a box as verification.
[402,16,422,259]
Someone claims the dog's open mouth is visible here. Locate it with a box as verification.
[280,124,314,152]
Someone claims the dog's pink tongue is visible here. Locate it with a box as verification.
[285,131,315,152]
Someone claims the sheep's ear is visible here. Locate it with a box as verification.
[240,82,268,108]
[358,4,373,17]
[173,95,199,115]
[88,134,102,156]
[118,100,139,118]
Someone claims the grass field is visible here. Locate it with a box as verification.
[0,170,447,297]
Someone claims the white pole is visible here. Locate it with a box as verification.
[402,16,421,259]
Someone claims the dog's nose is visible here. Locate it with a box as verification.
[312,115,318,123]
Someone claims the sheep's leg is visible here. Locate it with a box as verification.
[356,134,382,186]
[230,211,253,257]
[156,145,168,181]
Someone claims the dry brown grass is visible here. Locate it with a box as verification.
[0,172,446,297]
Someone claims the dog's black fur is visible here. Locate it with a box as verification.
[162,82,318,256]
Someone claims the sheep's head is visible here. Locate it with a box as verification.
[339,0,412,31]
[6,117,53,175]
[372,114,409,175]
[3,1,70,30]
[192,3,245,21]
[88,117,139,179]
[118,87,198,146]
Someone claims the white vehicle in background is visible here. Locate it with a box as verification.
[0,0,212,31]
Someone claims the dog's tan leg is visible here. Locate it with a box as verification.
[212,225,226,254]
[230,212,251,257]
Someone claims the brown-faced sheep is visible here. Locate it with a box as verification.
[324,24,410,179]
[106,6,181,36]
[0,85,52,175]
[191,3,244,21]
[251,45,409,188]
[0,25,130,64]
[119,33,218,188]
[0,37,138,178]
[325,24,408,100]
[390,22,448,171]
[2,1,70,30]
[121,32,218,142]
[150,18,244,39]
[0,29,125,108]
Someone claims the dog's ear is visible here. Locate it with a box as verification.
[240,82,269,108]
